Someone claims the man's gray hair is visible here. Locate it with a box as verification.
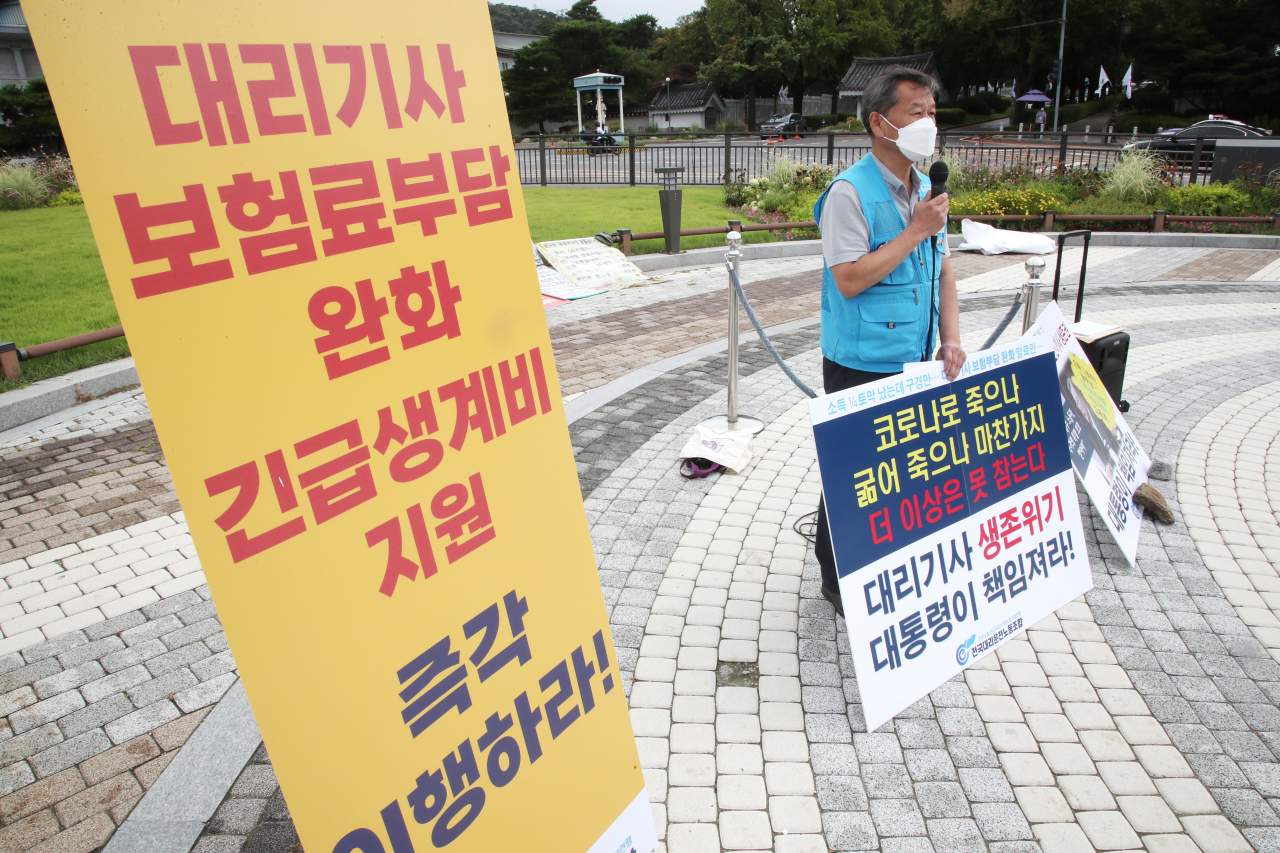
[862,65,941,131]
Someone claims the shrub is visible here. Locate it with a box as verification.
[1128,86,1175,115]
[1103,149,1173,204]
[1050,166,1108,202]
[1056,196,1155,231]
[949,186,1063,216]
[713,119,745,133]
[725,155,833,236]
[0,162,52,210]
[820,117,864,132]
[46,189,83,206]
[27,153,77,194]
[803,112,858,128]
[973,91,1009,113]
[726,154,834,213]
[956,96,993,116]
[935,108,966,126]
[1164,184,1247,216]
[1227,160,1280,214]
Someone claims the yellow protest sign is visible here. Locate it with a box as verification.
[1067,351,1117,431]
[21,1,654,851]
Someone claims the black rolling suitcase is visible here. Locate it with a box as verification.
[1051,230,1130,412]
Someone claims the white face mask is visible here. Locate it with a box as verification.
[879,115,938,161]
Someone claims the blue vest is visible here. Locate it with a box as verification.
[813,156,946,373]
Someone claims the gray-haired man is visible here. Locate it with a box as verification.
[810,66,966,615]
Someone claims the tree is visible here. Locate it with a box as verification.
[1127,0,1280,119]
[776,0,896,114]
[704,0,790,128]
[650,9,718,76]
[567,0,605,22]
[487,2,565,35]
[616,14,660,51]
[0,79,62,154]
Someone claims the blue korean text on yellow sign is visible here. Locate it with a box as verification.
[20,1,655,850]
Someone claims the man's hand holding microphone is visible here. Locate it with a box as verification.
[919,160,966,380]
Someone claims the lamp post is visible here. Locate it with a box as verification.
[664,76,671,140]
[1051,0,1067,131]
[1108,0,1129,128]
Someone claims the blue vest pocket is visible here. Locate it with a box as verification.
[880,255,918,284]
[856,290,923,364]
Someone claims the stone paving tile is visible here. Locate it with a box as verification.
[0,516,206,651]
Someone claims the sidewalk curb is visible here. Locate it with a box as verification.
[0,358,138,434]
[103,679,261,853]
[628,231,1280,273]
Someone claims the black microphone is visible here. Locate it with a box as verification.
[928,160,949,200]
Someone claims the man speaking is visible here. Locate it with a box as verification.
[811,66,965,616]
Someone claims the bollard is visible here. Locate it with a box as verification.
[702,232,765,435]
[655,166,685,254]
[1019,122,1024,133]
[1084,124,1090,142]
[1021,257,1046,334]
[618,228,633,255]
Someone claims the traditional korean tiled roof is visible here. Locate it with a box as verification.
[649,82,720,112]
[838,52,939,94]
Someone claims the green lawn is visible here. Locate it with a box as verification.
[524,185,781,253]
[0,207,126,393]
[0,187,773,391]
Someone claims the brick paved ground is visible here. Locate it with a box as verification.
[1158,251,1280,283]
[0,421,178,564]
[2,246,1280,853]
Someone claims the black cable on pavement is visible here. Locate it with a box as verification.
[728,265,819,399]
[793,510,819,542]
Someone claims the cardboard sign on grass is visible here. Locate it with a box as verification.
[537,237,650,290]
[809,341,1093,732]
[21,1,656,851]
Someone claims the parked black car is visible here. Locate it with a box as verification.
[1123,119,1271,166]
[760,113,808,139]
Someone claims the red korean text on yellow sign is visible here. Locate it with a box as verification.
[20,1,650,850]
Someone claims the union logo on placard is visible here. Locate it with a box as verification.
[955,635,976,665]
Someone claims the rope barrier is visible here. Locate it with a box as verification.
[727,265,818,399]
[728,263,1024,400]
[981,293,1024,351]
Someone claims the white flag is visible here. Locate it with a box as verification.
[1121,65,1133,98]
[1097,66,1110,95]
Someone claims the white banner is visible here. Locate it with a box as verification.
[811,340,1093,731]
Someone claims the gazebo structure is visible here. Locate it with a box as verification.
[573,71,625,133]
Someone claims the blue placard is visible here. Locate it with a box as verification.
[813,352,1073,578]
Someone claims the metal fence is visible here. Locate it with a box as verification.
[513,131,1214,187]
